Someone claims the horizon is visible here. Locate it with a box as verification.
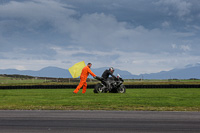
[1,63,200,76]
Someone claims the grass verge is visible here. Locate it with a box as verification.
[0,88,200,111]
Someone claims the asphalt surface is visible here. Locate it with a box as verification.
[0,110,200,133]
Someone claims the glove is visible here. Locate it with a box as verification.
[94,76,97,79]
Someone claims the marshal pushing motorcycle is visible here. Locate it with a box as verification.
[94,67,126,93]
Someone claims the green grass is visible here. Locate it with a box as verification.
[0,75,95,86]
[0,88,200,111]
[1,75,200,86]
[124,79,200,85]
[0,76,47,85]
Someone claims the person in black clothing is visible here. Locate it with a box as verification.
[102,67,116,80]
[101,67,117,91]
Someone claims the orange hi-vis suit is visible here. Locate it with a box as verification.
[73,66,96,93]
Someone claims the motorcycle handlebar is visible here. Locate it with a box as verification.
[95,76,104,81]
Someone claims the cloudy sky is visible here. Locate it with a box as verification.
[0,0,200,74]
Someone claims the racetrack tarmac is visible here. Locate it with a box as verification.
[0,110,200,133]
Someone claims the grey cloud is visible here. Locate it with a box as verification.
[0,0,200,74]
[0,53,7,59]
[0,45,57,60]
[71,52,120,60]
[0,0,199,53]
[71,53,95,57]
[155,0,192,17]
[0,0,76,37]
[0,0,76,19]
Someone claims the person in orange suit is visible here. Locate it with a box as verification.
[73,63,96,94]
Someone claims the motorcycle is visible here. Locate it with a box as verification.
[94,74,126,93]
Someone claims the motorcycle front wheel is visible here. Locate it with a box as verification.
[117,84,126,93]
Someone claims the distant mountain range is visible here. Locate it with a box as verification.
[0,66,133,79]
[0,64,200,79]
[133,63,200,79]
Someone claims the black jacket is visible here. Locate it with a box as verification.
[101,69,116,80]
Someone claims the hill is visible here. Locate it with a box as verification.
[0,63,200,79]
[0,67,134,79]
[134,63,200,79]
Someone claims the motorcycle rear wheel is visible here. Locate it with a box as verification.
[94,83,106,93]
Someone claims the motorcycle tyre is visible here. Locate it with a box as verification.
[94,83,106,93]
[117,84,126,93]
